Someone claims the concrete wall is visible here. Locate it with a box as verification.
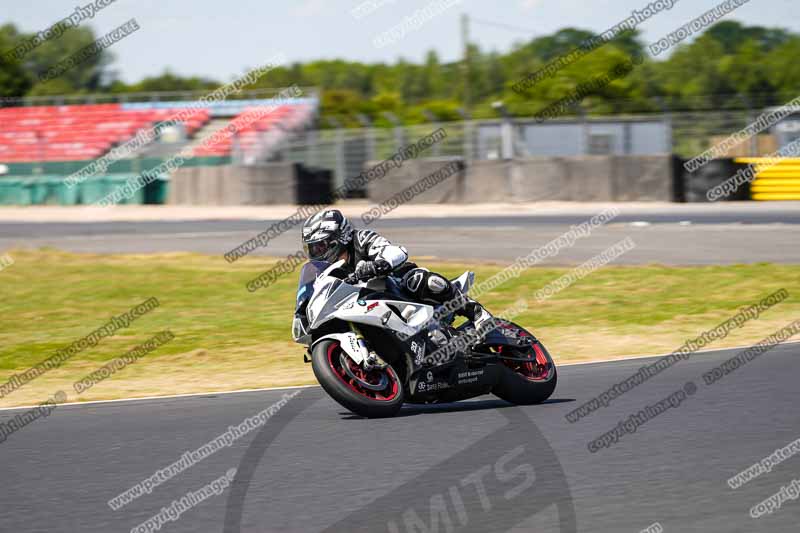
[366,155,675,203]
[509,158,569,201]
[168,154,675,205]
[460,160,512,203]
[169,163,296,205]
[367,158,464,205]
[609,156,674,201]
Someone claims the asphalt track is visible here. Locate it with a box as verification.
[2,342,799,532]
[2,204,800,264]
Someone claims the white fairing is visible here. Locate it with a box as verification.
[305,259,437,337]
[313,332,366,364]
[299,259,438,367]
[306,261,358,329]
[452,271,475,295]
[333,299,433,337]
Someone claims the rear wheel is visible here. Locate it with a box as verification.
[489,324,557,405]
[311,339,404,418]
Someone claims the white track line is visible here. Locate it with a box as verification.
[0,340,798,413]
[0,385,319,412]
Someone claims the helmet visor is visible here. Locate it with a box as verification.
[304,239,333,261]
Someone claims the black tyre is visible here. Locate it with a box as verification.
[311,339,404,418]
[491,336,558,405]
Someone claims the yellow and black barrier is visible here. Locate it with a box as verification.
[735,157,800,201]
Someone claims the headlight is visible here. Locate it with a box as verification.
[292,316,308,342]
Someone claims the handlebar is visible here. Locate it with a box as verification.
[344,270,394,285]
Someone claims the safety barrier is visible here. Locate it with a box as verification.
[0,174,166,205]
[168,163,331,205]
[735,157,800,201]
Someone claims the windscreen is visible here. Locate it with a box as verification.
[295,260,330,311]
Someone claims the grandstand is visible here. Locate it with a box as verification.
[0,104,209,162]
[0,93,318,205]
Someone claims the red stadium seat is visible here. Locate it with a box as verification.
[0,103,211,163]
[190,104,311,157]
[0,101,312,163]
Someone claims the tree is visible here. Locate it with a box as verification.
[24,26,114,93]
[0,24,33,98]
[419,51,445,99]
[124,71,219,93]
[3,18,800,123]
[706,21,792,54]
[526,28,597,61]
[765,37,800,101]
[320,89,363,127]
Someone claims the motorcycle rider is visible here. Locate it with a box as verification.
[300,209,484,324]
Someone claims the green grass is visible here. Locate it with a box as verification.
[0,249,798,407]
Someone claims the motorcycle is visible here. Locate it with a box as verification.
[292,260,557,418]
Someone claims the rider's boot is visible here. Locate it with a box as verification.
[455,298,493,331]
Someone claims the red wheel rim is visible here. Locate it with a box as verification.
[497,342,553,382]
[326,342,400,401]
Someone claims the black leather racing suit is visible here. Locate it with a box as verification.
[345,229,456,305]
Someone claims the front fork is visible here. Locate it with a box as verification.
[350,323,388,370]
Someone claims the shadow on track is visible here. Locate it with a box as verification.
[337,397,575,420]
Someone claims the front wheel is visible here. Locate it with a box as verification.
[490,332,558,405]
[311,339,405,418]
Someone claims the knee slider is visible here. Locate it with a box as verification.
[427,274,449,295]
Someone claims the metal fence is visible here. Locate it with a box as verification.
[270,102,797,191]
[274,115,674,190]
[279,123,470,191]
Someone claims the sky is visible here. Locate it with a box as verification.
[3,0,799,83]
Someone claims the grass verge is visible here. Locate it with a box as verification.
[0,249,797,407]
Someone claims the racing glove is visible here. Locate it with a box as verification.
[355,259,392,280]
